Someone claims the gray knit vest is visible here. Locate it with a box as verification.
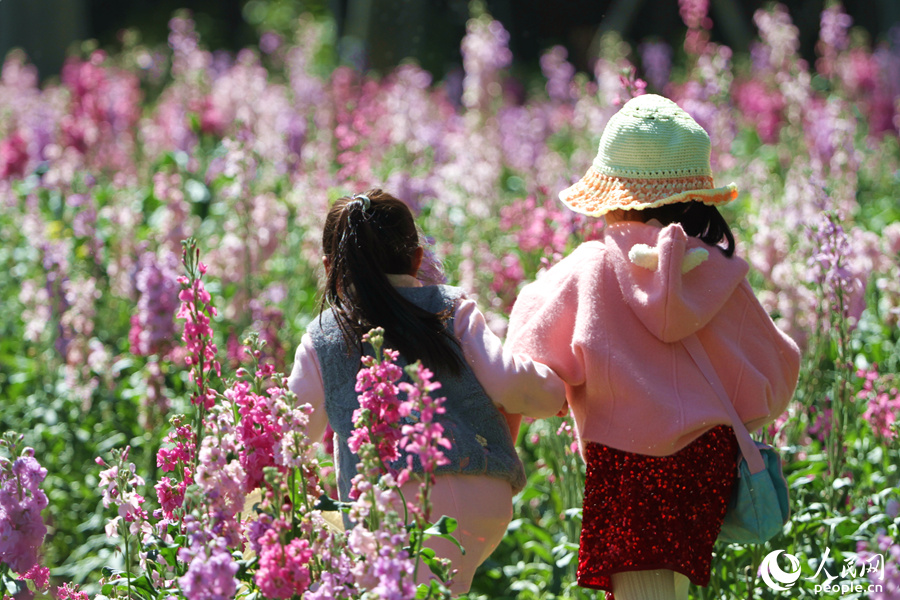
[308,285,526,504]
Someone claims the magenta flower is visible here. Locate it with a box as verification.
[226,379,280,491]
[20,564,50,590]
[255,530,314,599]
[0,130,29,180]
[57,582,90,600]
[154,477,186,519]
[734,79,784,143]
[176,240,221,407]
[156,422,196,473]
[352,338,405,467]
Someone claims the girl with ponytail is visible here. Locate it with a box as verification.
[287,189,565,594]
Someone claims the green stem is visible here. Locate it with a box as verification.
[828,273,852,511]
[411,475,433,585]
[395,483,410,525]
[296,466,313,515]
[121,518,132,599]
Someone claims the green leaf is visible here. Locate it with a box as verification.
[425,515,457,535]
[314,494,351,512]
[523,540,553,563]
[556,552,576,568]
[563,507,583,520]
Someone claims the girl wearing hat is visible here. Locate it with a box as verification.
[287,188,566,594]
[504,95,801,600]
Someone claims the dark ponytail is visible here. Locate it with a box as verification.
[320,189,464,374]
[624,201,735,257]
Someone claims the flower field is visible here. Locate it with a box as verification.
[1,2,899,598]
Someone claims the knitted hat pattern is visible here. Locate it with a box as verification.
[559,94,737,217]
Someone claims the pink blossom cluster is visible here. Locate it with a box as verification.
[0,130,28,179]
[176,254,221,407]
[268,387,316,472]
[856,366,900,440]
[679,0,712,54]
[349,340,405,466]
[96,448,149,542]
[256,530,314,598]
[193,423,247,529]
[155,420,195,519]
[347,528,417,599]
[398,363,451,474]
[59,50,142,176]
[230,378,280,492]
[56,582,90,600]
[0,440,49,577]
[491,190,605,312]
[816,3,853,76]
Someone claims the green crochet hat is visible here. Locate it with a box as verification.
[559,94,737,217]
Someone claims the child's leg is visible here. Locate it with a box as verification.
[402,475,513,596]
[610,569,678,600]
[674,572,690,600]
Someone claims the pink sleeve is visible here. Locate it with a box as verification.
[505,273,586,390]
[454,297,566,419]
[286,333,329,443]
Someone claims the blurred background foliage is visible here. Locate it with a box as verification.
[2,0,899,82]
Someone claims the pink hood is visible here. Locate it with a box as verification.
[604,222,750,342]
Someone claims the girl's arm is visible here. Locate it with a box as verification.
[286,334,330,443]
[454,297,567,419]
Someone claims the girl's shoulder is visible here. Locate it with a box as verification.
[538,240,610,282]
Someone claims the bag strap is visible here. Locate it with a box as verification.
[681,334,766,474]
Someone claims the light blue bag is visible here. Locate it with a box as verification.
[681,335,790,545]
[717,440,790,544]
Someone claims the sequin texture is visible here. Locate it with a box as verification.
[577,425,739,596]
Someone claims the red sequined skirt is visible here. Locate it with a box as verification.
[577,425,738,595]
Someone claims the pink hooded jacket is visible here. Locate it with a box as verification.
[506,220,801,457]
